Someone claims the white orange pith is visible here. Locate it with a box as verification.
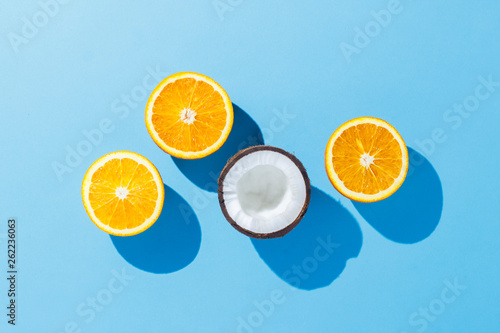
[145,72,233,159]
[325,117,408,202]
[81,151,164,236]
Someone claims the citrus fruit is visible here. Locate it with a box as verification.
[325,117,409,202]
[81,151,165,236]
[145,72,233,159]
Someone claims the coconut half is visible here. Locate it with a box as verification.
[218,146,311,239]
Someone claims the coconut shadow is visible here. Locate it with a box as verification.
[172,104,264,192]
[110,184,201,274]
[251,187,362,290]
[352,147,443,244]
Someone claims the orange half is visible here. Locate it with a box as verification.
[145,72,233,159]
[325,117,408,202]
[81,151,164,236]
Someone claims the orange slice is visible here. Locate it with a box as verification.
[145,72,233,159]
[81,151,164,236]
[325,117,408,202]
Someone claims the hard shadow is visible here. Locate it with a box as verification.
[172,104,264,192]
[352,147,443,244]
[251,187,362,290]
[110,184,201,274]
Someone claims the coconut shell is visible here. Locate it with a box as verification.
[218,145,311,239]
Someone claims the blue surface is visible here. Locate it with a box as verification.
[1,1,500,332]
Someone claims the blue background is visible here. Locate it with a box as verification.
[1,0,500,332]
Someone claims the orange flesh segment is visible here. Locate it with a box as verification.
[151,78,227,152]
[331,123,403,195]
[88,158,159,230]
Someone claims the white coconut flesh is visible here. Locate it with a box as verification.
[221,150,308,235]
